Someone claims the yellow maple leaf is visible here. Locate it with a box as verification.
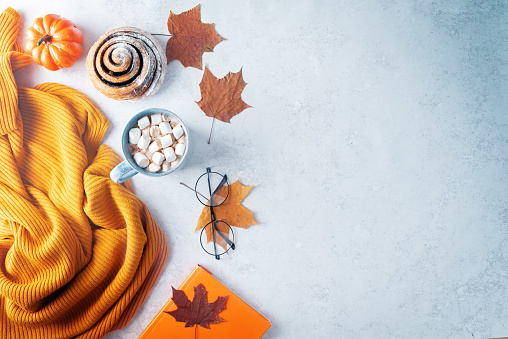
[195,180,257,251]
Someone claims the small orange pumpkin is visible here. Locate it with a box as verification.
[26,14,83,71]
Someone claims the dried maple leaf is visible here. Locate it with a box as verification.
[195,180,257,251]
[166,4,224,69]
[165,283,228,332]
[196,67,252,143]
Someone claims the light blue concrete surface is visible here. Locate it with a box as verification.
[10,0,508,338]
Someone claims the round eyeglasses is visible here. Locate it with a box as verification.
[191,168,235,260]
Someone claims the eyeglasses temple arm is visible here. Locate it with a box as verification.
[210,172,234,250]
[211,174,228,199]
[213,224,235,249]
[207,168,220,260]
[181,182,209,201]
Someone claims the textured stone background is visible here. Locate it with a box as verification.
[11,0,508,338]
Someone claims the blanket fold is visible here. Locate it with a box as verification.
[0,7,168,338]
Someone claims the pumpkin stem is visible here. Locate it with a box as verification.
[37,34,52,46]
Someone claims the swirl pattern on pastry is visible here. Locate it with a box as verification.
[86,27,166,101]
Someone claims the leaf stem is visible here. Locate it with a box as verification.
[37,34,52,46]
[150,33,172,37]
[207,117,216,144]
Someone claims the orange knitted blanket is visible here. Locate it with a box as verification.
[0,8,168,338]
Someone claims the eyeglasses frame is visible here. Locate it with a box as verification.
[195,167,235,260]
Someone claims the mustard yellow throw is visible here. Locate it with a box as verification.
[0,8,168,338]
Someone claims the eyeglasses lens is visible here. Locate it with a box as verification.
[195,172,228,207]
[200,220,235,256]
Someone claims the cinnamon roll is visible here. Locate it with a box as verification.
[86,27,166,101]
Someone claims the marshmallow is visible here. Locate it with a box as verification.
[133,152,149,168]
[138,116,150,129]
[150,114,162,125]
[131,114,187,172]
[148,139,162,153]
[161,134,173,148]
[128,128,141,144]
[149,126,160,138]
[137,134,151,150]
[162,161,171,172]
[159,122,172,135]
[147,163,161,172]
[172,124,184,140]
[174,143,185,156]
[152,152,165,165]
[163,147,177,162]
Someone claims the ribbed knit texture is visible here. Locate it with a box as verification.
[0,8,168,339]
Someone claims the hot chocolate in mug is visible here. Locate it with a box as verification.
[110,108,191,183]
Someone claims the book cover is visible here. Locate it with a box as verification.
[138,265,271,339]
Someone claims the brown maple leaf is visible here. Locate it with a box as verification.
[196,67,252,143]
[165,283,228,332]
[195,180,257,251]
[166,4,225,69]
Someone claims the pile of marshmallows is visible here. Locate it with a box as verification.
[129,113,186,173]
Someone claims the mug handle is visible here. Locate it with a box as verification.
[110,161,138,183]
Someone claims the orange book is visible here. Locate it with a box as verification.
[138,265,271,339]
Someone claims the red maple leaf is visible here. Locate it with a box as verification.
[196,67,252,143]
[166,4,225,69]
[165,283,228,331]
